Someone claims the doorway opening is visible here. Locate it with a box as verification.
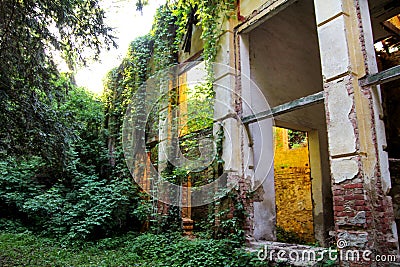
[237,0,333,245]
[274,126,314,243]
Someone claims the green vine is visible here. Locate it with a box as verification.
[102,1,246,239]
[172,0,236,96]
[151,5,178,71]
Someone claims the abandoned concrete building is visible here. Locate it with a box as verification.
[124,0,400,265]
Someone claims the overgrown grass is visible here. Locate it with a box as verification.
[0,231,266,267]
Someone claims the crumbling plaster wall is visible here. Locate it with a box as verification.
[235,0,399,258]
[243,0,332,245]
[314,0,398,259]
[177,0,399,259]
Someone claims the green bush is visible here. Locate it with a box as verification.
[0,157,45,209]
[0,157,46,226]
[0,85,148,241]
[0,232,268,267]
[21,175,140,241]
[0,155,144,241]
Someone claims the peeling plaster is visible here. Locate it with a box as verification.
[331,157,359,183]
[326,80,357,156]
[337,231,368,248]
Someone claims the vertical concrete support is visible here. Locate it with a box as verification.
[214,17,258,235]
[158,78,174,174]
[237,33,276,241]
[314,0,399,262]
[308,130,327,244]
[214,18,240,174]
[249,116,275,241]
[357,0,390,195]
[215,14,278,239]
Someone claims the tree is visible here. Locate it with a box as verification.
[0,0,116,164]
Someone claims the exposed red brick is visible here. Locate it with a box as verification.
[334,196,344,201]
[355,200,365,206]
[343,183,363,189]
[334,206,344,211]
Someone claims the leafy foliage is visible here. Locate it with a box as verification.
[152,5,178,71]
[1,0,249,252]
[0,157,45,213]
[102,35,154,168]
[21,175,138,241]
[0,0,116,163]
[172,0,236,83]
[0,85,145,241]
[0,232,267,267]
[287,129,307,149]
[101,7,181,233]
[101,2,246,239]
[195,189,247,245]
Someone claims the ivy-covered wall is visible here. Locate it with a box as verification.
[102,2,245,241]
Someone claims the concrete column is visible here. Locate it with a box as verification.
[214,18,241,175]
[314,0,398,262]
[213,18,252,234]
[235,33,276,241]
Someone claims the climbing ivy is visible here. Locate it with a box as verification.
[102,35,153,168]
[172,0,235,63]
[172,0,236,95]
[104,0,237,168]
[151,5,178,71]
[102,6,181,232]
[102,1,246,240]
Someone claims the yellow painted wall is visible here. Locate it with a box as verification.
[239,0,266,18]
[274,127,314,242]
[239,0,289,21]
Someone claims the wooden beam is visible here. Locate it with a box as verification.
[242,91,324,124]
[359,65,400,87]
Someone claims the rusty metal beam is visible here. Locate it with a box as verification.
[359,65,400,87]
[242,91,324,124]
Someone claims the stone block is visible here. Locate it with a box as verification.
[337,231,368,248]
[317,15,350,80]
[313,0,345,25]
[349,211,366,224]
[331,157,359,184]
[326,79,356,156]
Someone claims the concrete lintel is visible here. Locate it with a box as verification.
[242,91,324,124]
[236,0,296,34]
[359,65,400,87]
